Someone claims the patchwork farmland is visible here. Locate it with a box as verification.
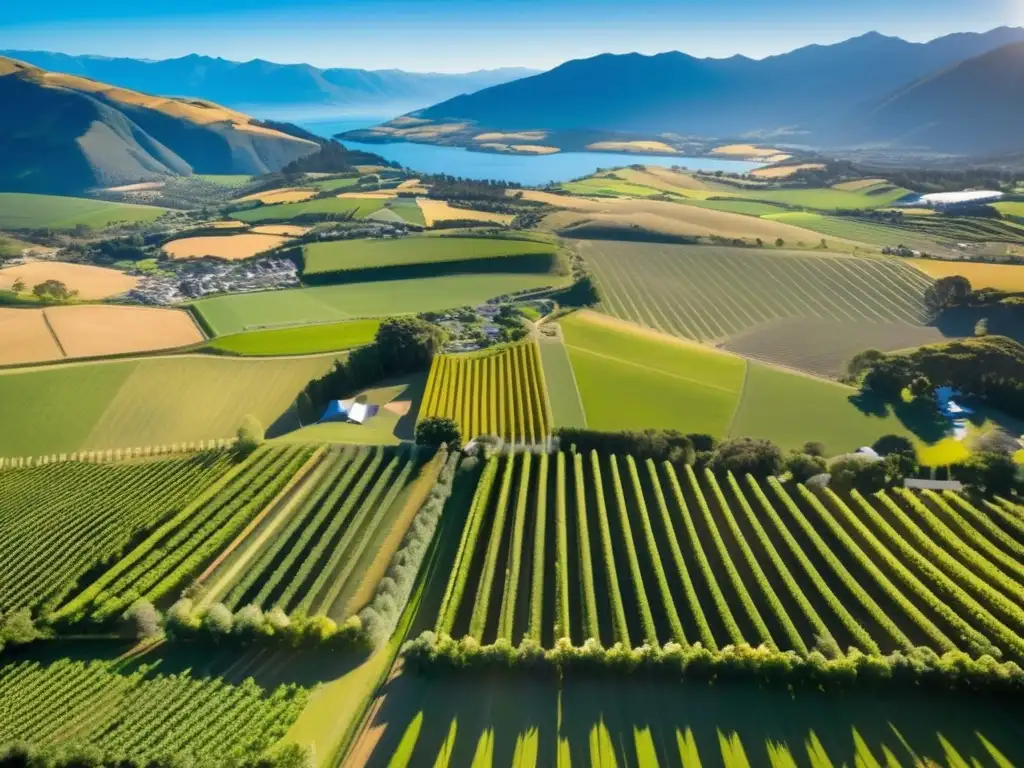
[420,342,553,444]
[0,193,168,230]
[580,241,934,345]
[437,449,1024,659]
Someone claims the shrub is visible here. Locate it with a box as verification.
[121,600,161,639]
[872,435,916,456]
[957,451,1018,496]
[236,415,264,454]
[416,417,461,447]
[785,453,828,483]
[710,438,783,477]
[828,454,888,493]
[802,441,826,457]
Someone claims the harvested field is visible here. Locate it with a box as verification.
[833,178,889,191]
[250,225,309,236]
[474,131,548,142]
[237,188,315,204]
[163,233,289,260]
[203,220,249,229]
[579,241,933,344]
[0,308,62,365]
[416,199,514,226]
[907,258,1024,291]
[722,318,949,377]
[337,191,398,199]
[529,192,848,243]
[0,261,137,299]
[586,140,678,153]
[44,305,204,358]
[712,144,787,159]
[750,163,826,179]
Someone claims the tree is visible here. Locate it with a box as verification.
[375,317,446,376]
[820,238,828,249]
[236,415,264,453]
[200,603,234,641]
[872,435,916,457]
[32,279,76,302]
[416,417,461,447]
[862,357,916,399]
[755,238,764,247]
[958,452,1018,496]
[775,238,785,247]
[909,376,932,401]
[785,453,828,483]
[802,441,826,457]
[828,454,888,493]
[0,608,38,647]
[924,275,971,313]
[847,349,887,377]
[10,277,25,294]
[710,438,783,477]
[122,600,161,639]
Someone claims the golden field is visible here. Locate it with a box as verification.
[750,163,826,179]
[0,309,62,365]
[237,187,315,205]
[416,199,515,227]
[44,305,204,358]
[163,233,290,261]
[907,258,1024,291]
[586,140,678,154]
[0,261,138,299]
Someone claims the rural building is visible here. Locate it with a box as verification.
[903,190,1004,211]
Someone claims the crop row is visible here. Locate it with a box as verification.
[420,342,553,444]
[433,450,1024,661]
[0,452,232,614]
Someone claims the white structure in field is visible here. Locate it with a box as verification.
[911,190,1003,209]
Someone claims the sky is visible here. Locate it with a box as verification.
[2,0,1021,72]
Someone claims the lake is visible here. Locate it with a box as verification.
[296,118,762,184]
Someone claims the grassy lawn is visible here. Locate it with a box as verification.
[729,361,919,454]
[206,318,381,356]
[303,236,557,275]
[0,193,169,230]
[230,197,385,223]
[192,274,567,336]
[0,354,337,457]
[537,336,587,428]
[559,311,745,437]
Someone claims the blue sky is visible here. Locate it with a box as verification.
[2,0,1020,71]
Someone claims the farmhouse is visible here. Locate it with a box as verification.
[318,398,380,424]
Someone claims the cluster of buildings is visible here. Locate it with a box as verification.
[127,257,299,305]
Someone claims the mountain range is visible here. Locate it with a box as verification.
[0,56,319,195]
[410,27,1024,154]
[0,50,536,118]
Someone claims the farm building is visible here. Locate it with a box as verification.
[904,190,1004,210]
[318,398,380,424]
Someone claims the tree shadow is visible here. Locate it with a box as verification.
[847,391,891,419]
[931,305,1024,343]
[891,398,952,443]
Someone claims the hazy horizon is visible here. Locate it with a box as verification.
[2,0,1020,73]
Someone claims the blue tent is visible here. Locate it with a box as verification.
[318,400,349,423]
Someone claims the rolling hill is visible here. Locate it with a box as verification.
[399,27,1024,143]
[0,50,536,116]
[826,42,1024,154]
[0,56,320,194]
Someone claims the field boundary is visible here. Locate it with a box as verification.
[40,309,68,358]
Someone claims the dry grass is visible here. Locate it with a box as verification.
[510,144,560,154]
[390,116,432,127]
[337,191,398,200]
[250,225,309,236]
[44,305,204,358]
[163,234,289,261]
[201,221,249,230]
[750,163,826,179]
[711,144,783,157]
[832,178,889,191]
[528,191,847,242]
[586,140,678,154]
[370,122,468,139]
[104,181,166,192]
[0,261,138,299]
[474,131,548,142]
[906,258,1024,291]
[237,188,315,205]
[0,308,62,365]
[615,168,715,198]
[416,199,515,227]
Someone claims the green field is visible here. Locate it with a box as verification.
[560,311,918,454]
[303,235,557,277]
[0,193,169,230]
[192,273,567,336]
[388,197,427,226]
[0,354,336,458]
[206,318,381,356]
[581,241,933,344]
[995,201,1024,218]
[309,176,360,192]
[561,178,664,197]
[764,211,945,251]
[537,335,587,428]
[720,184,910,210]
[231,197,385,223]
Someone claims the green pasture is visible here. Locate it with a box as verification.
[309,176,360,192]
[764,211,943,251]
[230,197,385,223]
[388,197,427,226]
[0,193,169,230]
[205,318,381,356]
[303,236,557,275]
[538,336,588,429]
[559,311,932,455]
[0,354,336,458]
[718,184,911,210]
[192,273,567,336]
[561,178,663,197]
[996,201,1024,218]
[348,673,1023,767]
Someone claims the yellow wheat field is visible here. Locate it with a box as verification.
[237,188,315,205]
[0,308,62,365]
[474,131,549,142]
[0,261,138,299]
[420,342,552,444]
[751,163,826,179]
[586,140,678,154]
[163,234,290,261]
[907,259,1024,292]
[416,199,515,227]
[712,144,784,157]
[250,225,310,236]
[44,305,204,358]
